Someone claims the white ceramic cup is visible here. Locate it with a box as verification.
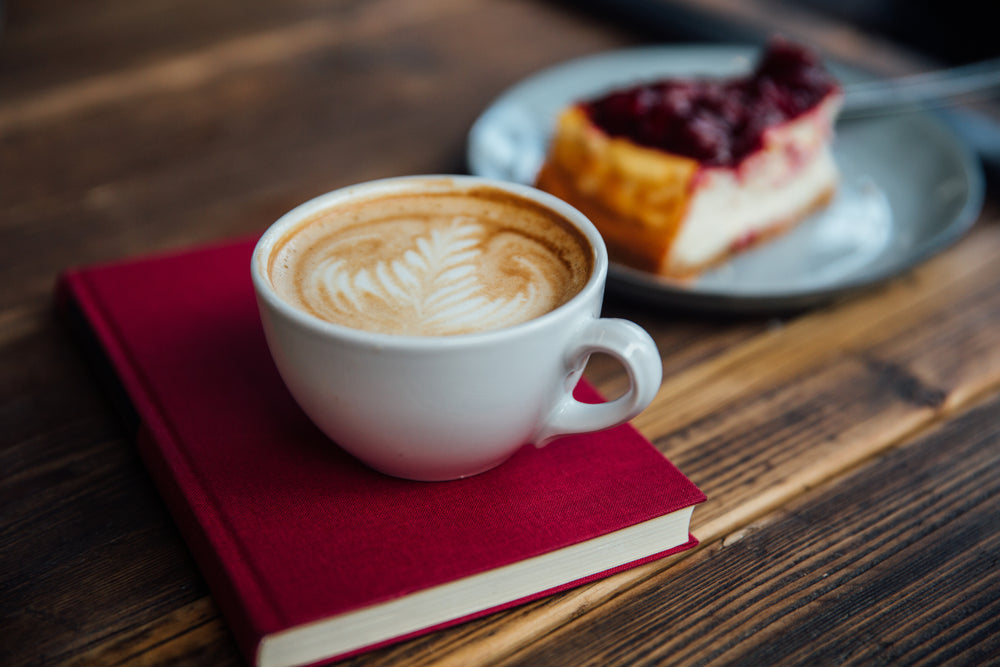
[251,175,661,481]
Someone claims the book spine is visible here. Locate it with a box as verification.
[57,272,271,665]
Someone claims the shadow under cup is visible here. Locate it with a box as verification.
[251,175,662,481]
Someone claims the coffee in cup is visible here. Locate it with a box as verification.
[252,176,661,481]
[265,185,593,336]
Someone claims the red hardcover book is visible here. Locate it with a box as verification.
[56,237,705,667]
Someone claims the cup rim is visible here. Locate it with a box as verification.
[251,174,609,350]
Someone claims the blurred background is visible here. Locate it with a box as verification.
[565,0,999,66]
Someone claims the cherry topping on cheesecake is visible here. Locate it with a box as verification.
[581,39,840,167]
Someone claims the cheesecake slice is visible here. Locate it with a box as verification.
[536,39,843,278]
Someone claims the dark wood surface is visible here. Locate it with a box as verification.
[3,1,999,665]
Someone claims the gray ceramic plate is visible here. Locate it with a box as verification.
[467,46,985,313]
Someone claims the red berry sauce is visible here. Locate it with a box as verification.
[581,40,839,167]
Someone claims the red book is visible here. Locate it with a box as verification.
[56,238,705,667]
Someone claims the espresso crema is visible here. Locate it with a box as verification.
[266,187,593,336]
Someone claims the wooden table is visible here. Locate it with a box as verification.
[3,1,999,664]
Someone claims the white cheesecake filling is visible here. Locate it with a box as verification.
[669,98,841,271]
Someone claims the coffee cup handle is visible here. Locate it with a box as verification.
[533,318,662,445]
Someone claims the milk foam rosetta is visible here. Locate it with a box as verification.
[267,190,593,336]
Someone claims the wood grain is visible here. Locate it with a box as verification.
[3,0,999,665]
[498,391,1000,665]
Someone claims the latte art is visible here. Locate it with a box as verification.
[267,189,592,336]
